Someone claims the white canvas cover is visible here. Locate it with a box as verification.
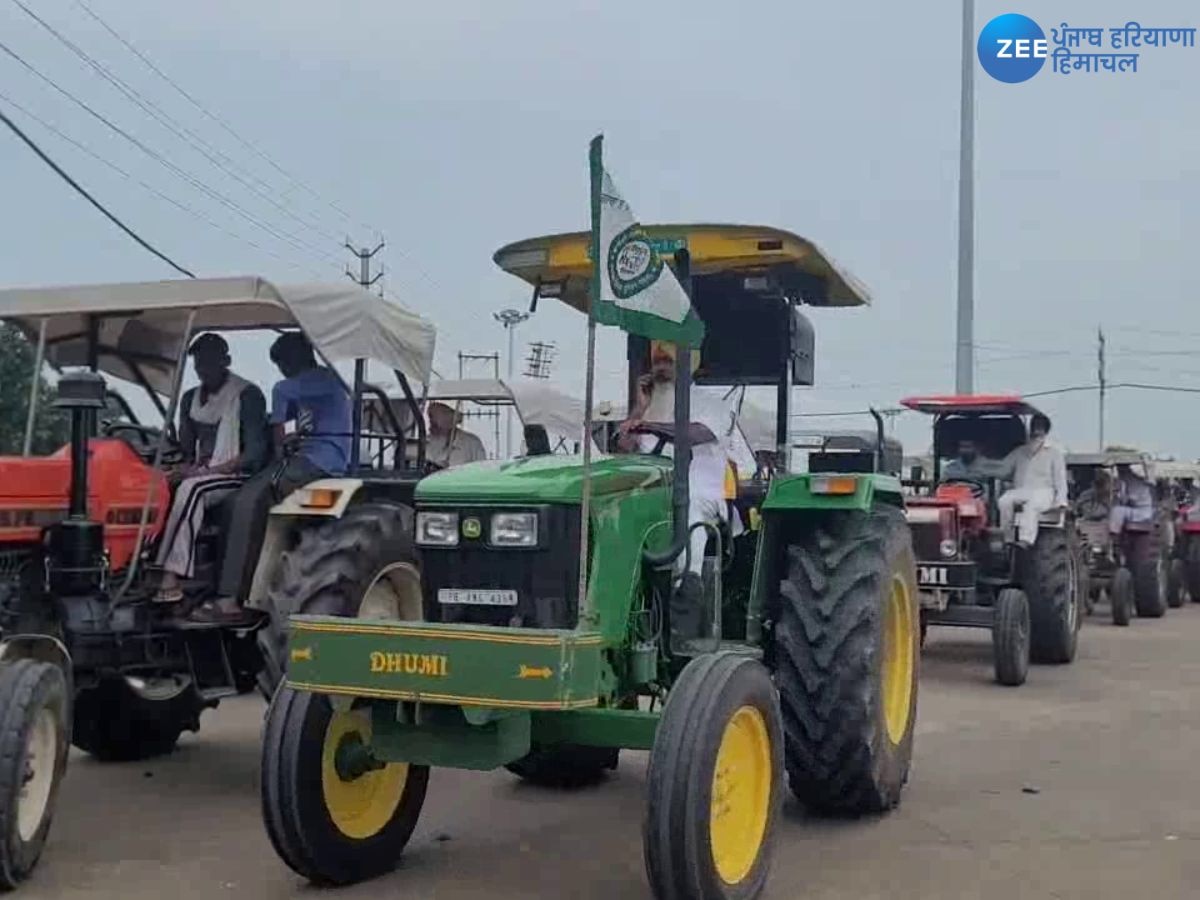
[0,276,436,395]
[419,378,586,442]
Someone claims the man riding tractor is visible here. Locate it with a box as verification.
[260,221,920,900]
[1068,451,1170,624]
[900,396,1081,686]
[0,276,436,888]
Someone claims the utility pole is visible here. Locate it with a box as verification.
[1097,326,1106,451]
[345,240,385,469]
[955,0,976,394]
[494,308,530,456]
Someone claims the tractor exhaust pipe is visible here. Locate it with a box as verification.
[56,371,107,519]
[47,371,108,596]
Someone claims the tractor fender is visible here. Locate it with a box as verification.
[268,478,365,519]
[0,633,73,695]
[761,472,905,514]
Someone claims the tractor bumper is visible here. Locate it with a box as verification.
[286,616,604,710]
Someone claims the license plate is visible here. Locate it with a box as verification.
[437,588,518,607]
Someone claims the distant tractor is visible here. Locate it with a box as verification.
[1068,452,1170,625]
[901,396,1081,686]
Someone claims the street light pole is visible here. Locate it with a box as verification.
[956,0,976,394]
[494,308,530,456]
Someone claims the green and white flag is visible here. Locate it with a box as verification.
[589,136,704,347]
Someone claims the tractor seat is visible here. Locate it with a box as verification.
[1123,519,1154,534]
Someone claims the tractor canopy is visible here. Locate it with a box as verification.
[902,394,1043,465]
[0,276,437,396]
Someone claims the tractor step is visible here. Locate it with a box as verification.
[286,616,605,710]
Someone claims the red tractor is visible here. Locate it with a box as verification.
[901,395,1082,686]
[0,277,436,888]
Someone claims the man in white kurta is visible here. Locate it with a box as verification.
[996,413,1069,547]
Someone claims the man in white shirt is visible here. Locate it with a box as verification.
[621,345,739,604]
[425,402,487,468]
[1109,463,1154,536]
[996,413,1069,547]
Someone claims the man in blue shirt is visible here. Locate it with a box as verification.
[192,331,352,624]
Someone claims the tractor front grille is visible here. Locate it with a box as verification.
[909,521,946,562]
[419,505,583,630]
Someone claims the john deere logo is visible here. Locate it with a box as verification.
[608,226,663,299]
[462,517,482,539]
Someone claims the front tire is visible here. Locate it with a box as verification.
[258,502,419,698]
[1024,529,1079,665]
[72,676,202,762]
[261,687,429,885]
[1186,536,1200,601]
[0,660,69,890]
[772,506,919,815]
[993,588,1030,687]
[1134,556,1166,619]
[1111,568,1133,626]
[644,654,782,900]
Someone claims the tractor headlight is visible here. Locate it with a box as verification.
[939,539,957,559]
[490,512,538,547]
[416,511,459,547]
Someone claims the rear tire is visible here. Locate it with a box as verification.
[1111,568,1133,627]
[992,588,1030,687]
[1134,556,1166,619]
[261,687,429,885]
[505,745,618,788]
[1167,559,1186,608]
[772,506,919,815]
[1186,537,1200,601]
[0,660,69,890]
[644,654,782,900]
[1024,529,1080,665]
[257,502,419,699]
[72,676,201,762]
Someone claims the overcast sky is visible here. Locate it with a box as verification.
[1,0,1197,457]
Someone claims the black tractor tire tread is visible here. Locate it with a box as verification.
[1112,567,1133,627]
[1185,538,1200,601]
[71,679,201,762]
[644,653,782,900]
[772,506,918,816]
[0,659,69,890]
[1134,558,1166,619]
[257,502,415,699]
[261,686,429,886]
[1167,559,1186,608]
[1024,529,1079,665]
[993,588,1030,687]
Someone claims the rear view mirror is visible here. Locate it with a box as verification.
[790,309,815,386]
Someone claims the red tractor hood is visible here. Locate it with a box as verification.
[0,439,168,570]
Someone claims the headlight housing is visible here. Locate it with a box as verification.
[490,511,538,547]
[416,511,459,546]
[939,538,957,559]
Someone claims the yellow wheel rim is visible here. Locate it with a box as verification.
[321,709,408,840]
[882,573,916,745]
[710,705,772,885]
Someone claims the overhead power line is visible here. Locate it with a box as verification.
[0,91,324,278]
[72,0,373,236]
[0,38,337,269]
[12,0,343,251]
[0,102,193,277]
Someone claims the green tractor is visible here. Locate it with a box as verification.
[260,225,919,898]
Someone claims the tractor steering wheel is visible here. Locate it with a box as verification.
[100,421,183,466]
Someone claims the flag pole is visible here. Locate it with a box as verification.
[577,135,603,627]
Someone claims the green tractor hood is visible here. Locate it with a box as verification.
[415,454,672,504]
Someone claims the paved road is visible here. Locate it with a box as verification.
[26,604,1200,900]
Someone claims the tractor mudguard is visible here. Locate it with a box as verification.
[761,472,905,513]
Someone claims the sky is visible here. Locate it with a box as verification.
[1,0,1197,458]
